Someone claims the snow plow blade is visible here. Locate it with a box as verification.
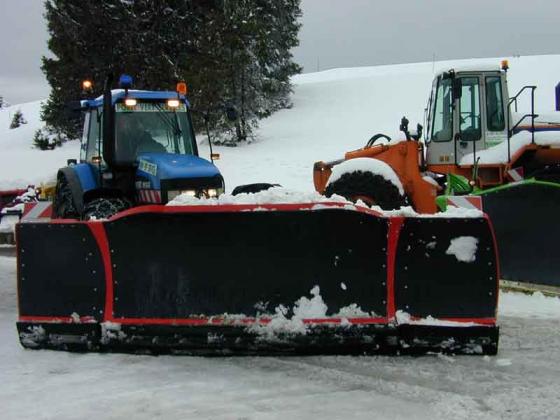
[480,180,560,287]
[16,203,499,355]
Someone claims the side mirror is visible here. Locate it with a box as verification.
[225,106,238,121]
[65,100,88,117]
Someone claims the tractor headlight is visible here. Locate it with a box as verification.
[168,189,197,201]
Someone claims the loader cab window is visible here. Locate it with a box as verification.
[486,76,505,131]
[459,77,481,141]
[431,77,453,142]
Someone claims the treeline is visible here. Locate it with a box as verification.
[42,0,302,144]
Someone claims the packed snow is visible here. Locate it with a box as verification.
[328,157,405,195]
[2,255,560,419]
[445,236,479,263]
[0,101,80,190]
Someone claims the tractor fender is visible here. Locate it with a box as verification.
[57,167,86,214]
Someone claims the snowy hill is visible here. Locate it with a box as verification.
[0,101,80,189]
[1,55,560,191]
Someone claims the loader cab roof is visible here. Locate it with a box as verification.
[81,90,190,108]
[434,64,503,78]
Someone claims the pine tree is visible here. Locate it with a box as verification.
[9,109,27,129]
[42,0,302,144]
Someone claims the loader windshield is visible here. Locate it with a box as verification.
[114,102,195,163]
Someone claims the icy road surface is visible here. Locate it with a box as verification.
[1,256,560,419]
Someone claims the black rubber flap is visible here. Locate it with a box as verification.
[481,182,560,286]
[394,217,497,318]
[17,223,105,319]
[105,209,389,318]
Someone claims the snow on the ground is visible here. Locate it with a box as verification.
[0,101,80,190]
[2,255,560,419]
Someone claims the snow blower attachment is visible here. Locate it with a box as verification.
[17,200,499,355]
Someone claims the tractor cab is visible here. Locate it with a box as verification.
[52,75,224,220]
[81,91,198,167]
[424,63,510,168]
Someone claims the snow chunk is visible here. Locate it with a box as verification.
[445,236,478,263]
[292,286,328,319]
[328,158,404,195]
[395,310,477,327]
[335,304,371,318]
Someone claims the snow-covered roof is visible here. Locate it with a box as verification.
[81,89,189,108]
[434,64,503,78]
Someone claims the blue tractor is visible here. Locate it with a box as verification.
[52,75,225,219]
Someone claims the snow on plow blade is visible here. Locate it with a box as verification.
[16,203,499,355]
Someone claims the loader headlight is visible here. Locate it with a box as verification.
[124,98,137,107]
[167,99,180,108]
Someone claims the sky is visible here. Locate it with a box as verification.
[1,0,560,104]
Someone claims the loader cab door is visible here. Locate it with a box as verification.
[425,74,455,165]
[455,75,482,164]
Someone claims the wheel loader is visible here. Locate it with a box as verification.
[16,75,500,355]
[314,60,560,287]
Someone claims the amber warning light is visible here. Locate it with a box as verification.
[82,80,93,92]
[176,82,187,95]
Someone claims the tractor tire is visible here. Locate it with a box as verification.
[52,175,80,219]
[83,197,130,220]
[324,170,406,210]
[231,183,281,196]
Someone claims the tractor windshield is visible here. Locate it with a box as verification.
[114,102,195,163]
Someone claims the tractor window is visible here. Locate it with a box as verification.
[431,77,453,142]
[459,77,481,141]
[486,76,505,131]
[86,109,103,162]
[115,102,195,163]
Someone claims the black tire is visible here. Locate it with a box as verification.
[324,170,406,210]
[53,175,80,219]
[83,198,130,220]
[231,183,281,196]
